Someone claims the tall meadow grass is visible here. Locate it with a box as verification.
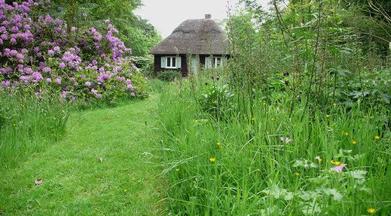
[0,90,69,169]
[158,75,391,215]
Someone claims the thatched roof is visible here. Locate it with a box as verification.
[151,16,229,55]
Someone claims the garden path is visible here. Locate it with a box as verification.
[0,95,163,215]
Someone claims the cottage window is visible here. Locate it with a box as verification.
[213,57,222,68]
[161,56,181,69]
[206,56,223,69]
[171,57,176,67]
[167,57,171,67]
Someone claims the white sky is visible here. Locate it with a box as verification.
[135,0,271,37]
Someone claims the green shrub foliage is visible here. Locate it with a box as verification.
[157,71,181,82]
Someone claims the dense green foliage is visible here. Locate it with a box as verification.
[157,0,391,215]
[48,0,160,56]
[157,71,182,82]
[159,76,390,215]
[232,0,391,110]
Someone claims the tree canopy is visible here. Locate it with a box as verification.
[48,0,160,56]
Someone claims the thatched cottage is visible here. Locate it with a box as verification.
[151,14,230,76]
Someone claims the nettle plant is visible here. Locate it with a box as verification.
[0,0,146,103]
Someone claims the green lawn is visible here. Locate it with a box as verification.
[0,95,163,215]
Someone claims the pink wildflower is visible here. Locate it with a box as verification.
[331,164,346,173]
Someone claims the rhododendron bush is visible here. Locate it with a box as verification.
[0,0,147,103]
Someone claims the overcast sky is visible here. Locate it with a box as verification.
[135,0,271,37]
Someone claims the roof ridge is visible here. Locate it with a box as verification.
[151,18,229,55]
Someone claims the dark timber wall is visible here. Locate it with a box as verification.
[153,54,188,77]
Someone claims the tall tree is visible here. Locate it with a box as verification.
[48,0,160,56]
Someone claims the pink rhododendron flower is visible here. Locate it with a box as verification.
[1,80,10,88]
[10,37,17,44]
[91,89,102,99]
[55,77,62,85]
[97,73,111,82]
[20,75,32,83]
[0,1,139,101]
[32,72,43,82]
[23,67,33,75]
[60,91,68,99]
[53,46,60,53]
[48,49,55,56]
[42,67,51,73]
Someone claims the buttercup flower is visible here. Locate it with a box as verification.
[352,139,357,145]
[331,160,342,166]
[374,135,381,141]
[367,208,376,214]
[209,156,216,163]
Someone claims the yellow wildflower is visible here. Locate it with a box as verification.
[352,139,357,145]
[209,156,216,163]
[331,160,342,166]
[343,131,349,136]
[216,142,222,150]
[367,207,376,214]
[374,135,381,141]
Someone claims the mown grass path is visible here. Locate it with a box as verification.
[0,95,163,215]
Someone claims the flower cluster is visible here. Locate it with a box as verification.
[61,48,82,70]
[105,20,130,60]
[0,0,144,102]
